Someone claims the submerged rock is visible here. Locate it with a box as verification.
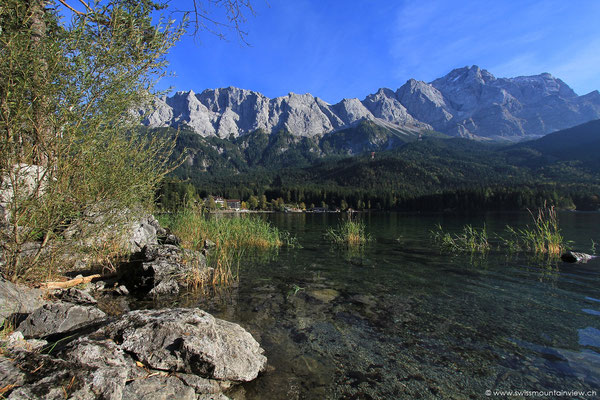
[307,288,340,303]
[561,251,596,263]
[17,302,106,339]
[100,308,267,382]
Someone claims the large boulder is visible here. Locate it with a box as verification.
[62,206,163,255]
[100,308,267,382]
[0,278,46,322]
[3,307,263,399]
[17,302,106,338]
[129,214,165,253]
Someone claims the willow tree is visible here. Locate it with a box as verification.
[0,1,161,279]
[1,0,256,280]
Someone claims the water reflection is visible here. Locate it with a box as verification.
[578,327,600,349]
[582,309,600,317]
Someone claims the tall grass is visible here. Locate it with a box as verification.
[161,207,286,286]
[501,205,564,256]
[432,204,565,258]
[431,224,490,253]
[325,219,371,246]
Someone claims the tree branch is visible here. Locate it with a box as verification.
[57,0,85,16]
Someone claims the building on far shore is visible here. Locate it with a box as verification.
[226,199,241,210]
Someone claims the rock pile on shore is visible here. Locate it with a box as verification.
[0,214,266,399]
[1,280,266,399]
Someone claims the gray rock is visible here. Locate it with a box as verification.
[197,394,231,400]
[92,280,106,291]
[139,244,209,295]
[0,278,46,322]
[6,352,96,400]
[53,288,97,305]
[100,308,267,382]
[163,233,180,245]
[561,251,596,263]
[60,338,130,400]
[122,375,196,400]
[115,284,130,296]
[4,337,137,400]
[3,331,48,352]
[17,302,106,338]
[149,279,180,296]
[176,373,222,394]
[4,307,261,399]
[0,356,25,388]
[62,207,161,255]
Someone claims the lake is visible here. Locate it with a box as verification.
[166,212,600,399]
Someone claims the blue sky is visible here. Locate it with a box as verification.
[157,0,600,103]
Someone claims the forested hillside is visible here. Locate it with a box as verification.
[152,120,600,212]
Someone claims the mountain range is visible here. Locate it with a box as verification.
[143,65,600,141]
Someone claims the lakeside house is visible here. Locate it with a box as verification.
[226,199,242,210]
[203,196,243,210]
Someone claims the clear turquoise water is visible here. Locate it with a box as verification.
[182,212,600,399]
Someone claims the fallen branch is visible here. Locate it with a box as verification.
[40,274,101,290]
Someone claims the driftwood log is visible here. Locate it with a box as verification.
[40,274,101,290]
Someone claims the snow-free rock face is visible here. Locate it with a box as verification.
[143,88,428,139]
[142,66,600,140]
[425,66,599,138]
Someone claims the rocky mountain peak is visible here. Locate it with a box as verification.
[142,66,600,140]
[432,65,496,88]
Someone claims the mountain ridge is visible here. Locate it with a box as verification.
[143,66,600,140]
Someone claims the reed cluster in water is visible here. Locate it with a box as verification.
[500,205,564,256]
[431,224,491,253]
[160,208,285,285]
[325,219,371,246]
[432,205,565,257]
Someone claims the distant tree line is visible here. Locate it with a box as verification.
[156,177,600,212]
